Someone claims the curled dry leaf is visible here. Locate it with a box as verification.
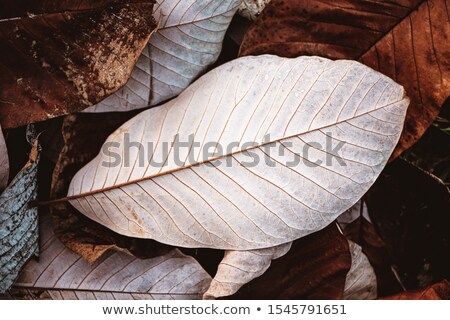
[85,0,241,112]
[0,137,40,293]
[203,242,292,299]
[10,213,212,300]
[230,224,351,299]
[238,0,271,21]
[68,55,409,251]
[0,0,156,128]
[51,113,172,263]
[343,241,377,300]
[0,124,8,190]
[239,0,450,159]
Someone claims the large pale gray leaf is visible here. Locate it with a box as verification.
[343,241,377,300]
[0,139,40,293]
[85,0,241,112]
[238,0,271,21]
[0,124,8,190]
[12,213,211,300]
[68,55,409,250]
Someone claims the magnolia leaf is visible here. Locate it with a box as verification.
[230,223,351,299]
[203,242,292,299]
[239,0,450,160]
[68,55,409,250]
[337,198,371,230]
[0,137,40,293]
[238,0,271,21]
[85,0,241,113]
[0,124,9,190]
[51,113,172,264]
[10,213,212,300]
[343,241,377,300]
[0,0,156,128]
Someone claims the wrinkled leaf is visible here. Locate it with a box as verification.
[9,213,211,299]
[68,55,409,250]
[238,0,271,21]
[0,0,156,128]
[85,0,241,112]
[366,159,450,289]
[204,242,292,299]
[343,241,377,300]
[230,224,351,299]
[51,113,171,263]
[240,0,450,159]
[380,280,450,300]
[0,124,8,190]
[0,138,40,293]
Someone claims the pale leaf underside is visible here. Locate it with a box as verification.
[85,0,241,112]
[0,124,8,190]
[12,213,212,300]
[69,55,409,251]
[343,241,377,300]
[203,241,292,299]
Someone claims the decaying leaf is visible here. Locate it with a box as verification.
[380,280,450,300]
[0,0,156,128]
[366,159,450,290]
[51,113,171,263]
[238,0,271,21]
[0,124,8,190]
[343,241,377,300]
[239,0,450,159]
[203,242,292,299]
[85,0,241,112]
[10,213,212,300]
[68,55,409,251]
[0,137,40,293]
[230,224,351,299]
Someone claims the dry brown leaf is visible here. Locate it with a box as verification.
[230,224,351,299]
[239,0,450,159]
[380,280,450,299]
[0,0,156,128]
[51,113,172,263]
[9,212,212,300]
[67,55,409,250]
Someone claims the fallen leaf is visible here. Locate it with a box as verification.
[0,0,156,128]
[0,136,40,293]
[9,212,212,300]
[343,241,377,300]
[239,0,450,160]
[380,280,450,300]
[51,113,172,263]
[366,159,450,290]
[0,124,8,190]
[238,0,271,21]
[230,224,351,299]
[204,242,292,299]
[68,55,409,251]
[85,0,241,112]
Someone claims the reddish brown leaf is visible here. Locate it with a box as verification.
[0,0,156,128]
[239,0,450,159]
[230,224,351,299]
[50,112,171,263]
[380,280,450,299]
